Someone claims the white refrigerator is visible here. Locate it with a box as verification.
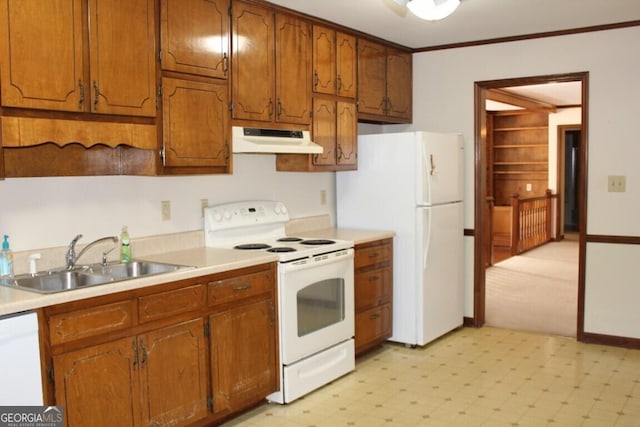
[336,131,464,346]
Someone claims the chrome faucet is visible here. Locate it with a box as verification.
[66,234,119,269]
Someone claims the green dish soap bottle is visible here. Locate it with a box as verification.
[0,235,14,279]
[120,226,132,263]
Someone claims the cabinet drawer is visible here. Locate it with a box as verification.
[355,242,391,270]
[49,300,133,346]
[355,266,392,310]
[208,270,274,307]
[355,303,392,353]
[138,284,206,324]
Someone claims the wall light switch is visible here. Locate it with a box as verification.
[607,175,626,192]
[526,183,532,192]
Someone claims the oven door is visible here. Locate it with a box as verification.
[278,249,354,365]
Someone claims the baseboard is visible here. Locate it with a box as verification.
[580,332,640,349]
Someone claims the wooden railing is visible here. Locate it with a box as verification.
[510,190,554,255]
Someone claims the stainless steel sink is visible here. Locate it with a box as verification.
[7,261,193,294]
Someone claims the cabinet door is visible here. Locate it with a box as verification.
[88,0,157,117]
[161,0,229,78]
[162,77,230,168]
[311,97,336,166]
[53,337,140,427]
[336,101,357,166]
[312,25,336,95]
[0,0,84,112]
[274,13,312,124]
[336,32,357,99]
[355,304,392,355]
[386,48,412,121]
[231,0,274,122]
[357,39,386,117]
[139,319,208,427]
[210,299,277,415]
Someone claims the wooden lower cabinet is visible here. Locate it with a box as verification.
[44,263,277,427]
[209,299,277,417]
[139,319,209,427]
[53,319,208,427]
[354,238,393,356]
[53,337,141,427]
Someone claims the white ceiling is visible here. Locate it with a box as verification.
[266,0,640,50]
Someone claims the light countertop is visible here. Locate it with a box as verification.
[0,227,393,317]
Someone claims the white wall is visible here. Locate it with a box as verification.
[408,26,640,337]
[0,154,335,251]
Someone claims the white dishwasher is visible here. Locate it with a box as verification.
[0,311,44,405]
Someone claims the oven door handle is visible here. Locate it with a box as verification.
[280,249,354,273]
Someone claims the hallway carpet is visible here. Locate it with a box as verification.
[485,239,579,337]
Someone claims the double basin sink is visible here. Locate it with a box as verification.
[8,261,193,294]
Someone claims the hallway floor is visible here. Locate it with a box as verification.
[224,327,640,426]
[486,239,579,337]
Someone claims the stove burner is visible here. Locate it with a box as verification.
[234,243,271,250]
[300,239,336,245]
[277,237,303,242]
[267,247,297,253]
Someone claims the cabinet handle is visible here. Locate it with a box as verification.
[313,70,319,89]
[368,275,380,282]
[337,75,342,92]
[370,313,381,320]
[268,99,273,117]
[223,52,229,74]
[93,81,99,109]
[140,341,148,367]
[224,143,230,160]
[233,284,252,291]
[337,144,343,161]
[276,99,282,118]
[132,340,138,367]
[78,80,84,109]
[368,252,380,259]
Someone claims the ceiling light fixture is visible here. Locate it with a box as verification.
[406,0,460,21]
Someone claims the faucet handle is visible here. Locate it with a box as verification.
[28,253,41,276]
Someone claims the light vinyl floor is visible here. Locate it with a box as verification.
[224,327,640,427]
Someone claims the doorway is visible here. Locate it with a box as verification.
[473,72,588,340]
[559,126,582,233]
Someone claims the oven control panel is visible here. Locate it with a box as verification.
[204,200,289,234]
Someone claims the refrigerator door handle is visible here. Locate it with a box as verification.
[429,154,437,176]
[423,210,432,269]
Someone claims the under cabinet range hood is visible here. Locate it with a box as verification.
[232,126,323,154]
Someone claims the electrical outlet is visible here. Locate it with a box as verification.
[320,189,327,205]
[526,183,532,192]
[200,198,209,217]
[607,175,626,192]
[161,200,171,221]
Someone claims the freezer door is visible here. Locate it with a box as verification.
[416,203,464,346]
[417,132,464,205]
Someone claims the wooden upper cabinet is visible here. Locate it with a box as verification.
[336,32,357,98]
[312,25,356,99]
[231,0,311,125]
[274,13,312,124]
[0,0,157,117]
[336,100,357,166]
[88,0,157,117]
[0,0,84,112]
[358,38,412,123]
[161,77,230,169]
[386,47,412,121]
[160,0,230,78]
[231,0,274,122]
